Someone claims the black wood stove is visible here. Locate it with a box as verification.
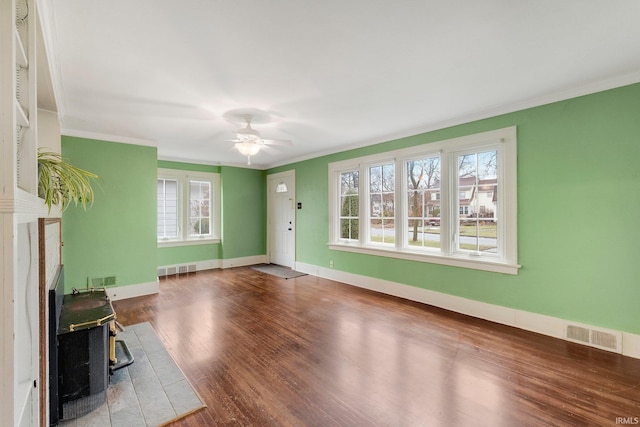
[53,288,133,423]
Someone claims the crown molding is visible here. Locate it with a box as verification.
[61,129,157,147]
[157,155,266,170]
[264,71,640,170]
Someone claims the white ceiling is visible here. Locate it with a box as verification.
[44,0,640,169]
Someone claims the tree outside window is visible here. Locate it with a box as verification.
[407,157,440,248]
[189,180,211,236]
[340,171,359,240]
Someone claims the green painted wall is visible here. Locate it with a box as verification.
[220,166,267,259]
[157,244,221,266]
[158,160,221,173]
[61,137,157,291]
[156,162,266,265]
[269,83,640,334]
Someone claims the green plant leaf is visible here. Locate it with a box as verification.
[38,149,100,213]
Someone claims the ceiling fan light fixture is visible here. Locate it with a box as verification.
[235,141,261,156]
[236,121,262,142]
[235,141,261,165]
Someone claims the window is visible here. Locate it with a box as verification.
[407,156,441,249]
[339,170,359,240]
[157,169,220,246]
[275,182,288,193]
[189,180,211,236]
[157,178,178,239]
[456,150,498,254]
[369,163,395,245]
[328,127,518,274]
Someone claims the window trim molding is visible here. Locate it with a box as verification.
[328,126,520,275]
[157,168,221,248]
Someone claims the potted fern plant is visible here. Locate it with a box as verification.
[38,149,100,212]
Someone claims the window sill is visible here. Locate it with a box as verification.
[327,242,520,275]
[158,238,221,248]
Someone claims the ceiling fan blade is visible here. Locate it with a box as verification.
[262,138,293,146]
[261,145,277,154]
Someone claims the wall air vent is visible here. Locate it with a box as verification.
[87,275,117,288]
[565,322,621,353]
[159,264,198,278]
[566,325,590,343]
[591,330,618,351]
[88,277,104,288]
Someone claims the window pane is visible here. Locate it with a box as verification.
[189,180,212,236]
[368,164,394,245]
[406,157,440,249]
[382,192,394,217]
[382,219,395,244]
[165,179,177,194]
[275,182,288,193]
[370,193,381,217]
[369,167,382,193]
[341,171,359,194]
[459,220,479,251]
[190,181,201,200]
[339,171,359,240]
[382,164,395,192]
[340,219,359,240]
[341,195,358,216]
[157,178,178,239]
[457,150,497,253]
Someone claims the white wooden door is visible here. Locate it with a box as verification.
[268,171,295,268]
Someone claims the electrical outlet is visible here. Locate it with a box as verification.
[329,260,334,268]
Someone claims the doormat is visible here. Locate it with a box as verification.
[250,263,308,279]
[59,322,205,427]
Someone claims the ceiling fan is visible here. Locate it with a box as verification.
[229,114,291,165]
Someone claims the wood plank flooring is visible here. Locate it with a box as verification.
[112,267,640,426]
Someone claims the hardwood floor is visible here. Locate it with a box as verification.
[112,267,640,426]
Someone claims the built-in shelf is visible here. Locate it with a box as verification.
[15,27,28,68]
[15,100,29,128]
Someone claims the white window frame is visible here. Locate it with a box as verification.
[157,168,221,247]
[338,169,360,241]
[328,127,519,275]
[157,177,180,239]
[366,162,396,247]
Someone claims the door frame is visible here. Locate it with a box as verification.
[267,170,296,267]
[39,218,62,427]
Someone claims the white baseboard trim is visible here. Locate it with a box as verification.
[623,332,640,358]
[294,261,640,359]
[157,255,267,276]
[158,259,221,276]
[107,280,159,301]
[220,255,267,269]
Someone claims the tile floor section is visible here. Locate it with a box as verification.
[59,322,204,427]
